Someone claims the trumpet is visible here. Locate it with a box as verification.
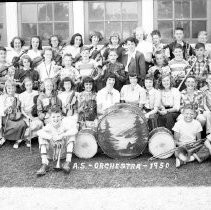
[53,140,63,170]
[148,138,206,161]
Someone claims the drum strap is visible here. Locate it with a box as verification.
[164,106,172,110]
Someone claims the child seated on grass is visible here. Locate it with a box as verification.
[172,104,211,167]
[36,106,78,176]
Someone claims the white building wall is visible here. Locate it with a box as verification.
[5,2,18,47]
[73,1,85,38]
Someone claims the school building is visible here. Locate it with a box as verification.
[0,0,211,47]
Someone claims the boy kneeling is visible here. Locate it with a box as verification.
[36,106,78,176]
[172,104,211,167]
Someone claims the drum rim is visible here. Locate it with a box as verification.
[97,103,149,159]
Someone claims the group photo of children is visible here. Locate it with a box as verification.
[0,25,211,177]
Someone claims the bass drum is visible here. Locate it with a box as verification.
[148,127,175,159]
[74,128,98,159]
[97,103,149,159]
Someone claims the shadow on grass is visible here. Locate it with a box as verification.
[0,140,211,189]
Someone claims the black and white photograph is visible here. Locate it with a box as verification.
[0,1,211,209]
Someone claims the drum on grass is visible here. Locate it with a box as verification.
[97,103,149,159]
[74,128,98,159]
[148,127,175,159]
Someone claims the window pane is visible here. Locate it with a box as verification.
[157,0,173,19]
[54,22,69,40]
[88,2,104,21]
[122,2,138,20]
[38,23,53,40]
[158,21,173,39]
[105,2,121,21]
[38,3,52,21]
[105,21,121,40]
[0,23,3,43]
[175,0,190,19]
[175,20,190,38]
[0,4,4,21]
[22,23,37,40]
[21,4,37,22]
[122,21,138,40]
[54,2,69,21]
[192,0,207,18]
[192,20,206,38]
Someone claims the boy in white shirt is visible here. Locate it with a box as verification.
[36,107,78,176]
[173,104,211,167]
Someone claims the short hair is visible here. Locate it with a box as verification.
[185,75,196,82]
[20,54,32,67]
[145,74,154,81]
[195,42,205,50]
[106,72,116,81]
[50,106,62,115]
[0,46,7,52]
[151,30,161,37]
[175,27,184,32]
[48,35,62,47]
[42,47,54,59]
[183,104,196,113]
[128,72,138,78]
[154,50,168,66]
[4,79,16,93]
[198,31,207,37]
[109,32,120,44]
[82,76,95,92]
[10,36,25,48]
[124,37,139,46]
[63,53,73,60]
[173,43,183,52]
[89,31,103,42]
[81,46,91,53]
[30,36,42,50]
[59,77,75,91]
[108,48,118,56]
[23,77,33,85]
[70,33,83,47]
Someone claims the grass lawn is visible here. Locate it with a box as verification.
[0,140,211,189]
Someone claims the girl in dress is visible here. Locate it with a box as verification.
[59,53,81,89]
[58,77,78,123]
[0,80,27,148]
[77,77,97,128]
[19,77,43,147]
[36,47,61,90]
[63,33,84,66]
[6,36,26,65]
[48,35,63,66]
[103,32,125,63]
[37,78,62,125]
[157,74,181,132]
[27,36,43,60]
[148,51,171,89]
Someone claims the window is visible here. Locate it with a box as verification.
[0,3,7,46]
[154,0,211,42]
[18,2,73,44]
[85,1,142,43]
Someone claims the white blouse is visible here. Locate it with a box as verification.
[120,84,146,105]
[159,87,181,111]
[144,88,161,110]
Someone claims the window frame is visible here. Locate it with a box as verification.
[153,0,211,43]
[84,0,142,44]
[0,3,7,46]
[18,1,74,45]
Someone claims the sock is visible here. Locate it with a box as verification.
[40,145,49,165]
[188,155,195,162]
[66,143,73,162]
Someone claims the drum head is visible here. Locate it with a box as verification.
[74,130,98,159]
[149,129,175,159]
[97,103,149,159]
